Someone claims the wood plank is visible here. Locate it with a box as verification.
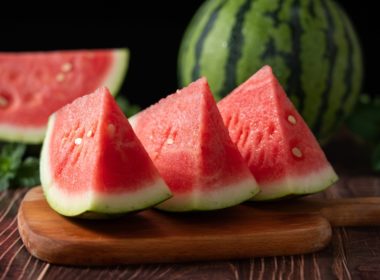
[18,187,332,265]
[2,175,380,278]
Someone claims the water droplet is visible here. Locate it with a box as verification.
[287,115,297,125]
[61,62,73,72]
[74,138,82,145]
[56,73,65,82]
[292,147,302,158]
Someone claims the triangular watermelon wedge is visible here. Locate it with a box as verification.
[40,87,171,217]
[130,78,259,211]
[218,66,338,200]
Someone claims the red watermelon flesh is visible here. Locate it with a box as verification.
[40,87,171,217]
[218,66,338,200]
[0,49,128,143]
[129,78,259,211]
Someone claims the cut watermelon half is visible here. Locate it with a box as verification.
[40,87,171,217]
[130,78,259,211]
[218,66,338,200]
[0,49,129,143]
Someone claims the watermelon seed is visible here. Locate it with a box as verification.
[74,138,82,145]
[56,73,65,82]
[0,96,8,107]
[61,62,73,72]
[287,115,297,125]
[167,138,174,145]
[86,130,93,137]
[292,147,302,158]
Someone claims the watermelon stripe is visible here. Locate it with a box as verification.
[178,0,217,86]
[285,0,304,111]
[179,0,363,142]
[258,0,305,110]
[331,7,354,129]
[221,0,253,95]
[264,0,286,27]
[192,0,228,82]
[313,0,338,137]
[340,11,363,116]
[261,38,276,60]
[298,0,326,129]
[307,0,316,17]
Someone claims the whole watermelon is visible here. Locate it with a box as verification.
[178,0,363,142]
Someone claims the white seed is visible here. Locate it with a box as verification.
[292,147,302,158]
[0,96,8,107]
[61,62,73,72]
[167,138,174,145]
[56,73,65,82]
[86,130,93,137]
[74,137,82,145]
[287,115,297,125]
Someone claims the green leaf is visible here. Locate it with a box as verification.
[116,95,141,117]
[13,157,40,188]
[0,143,26,190]
[346,94,380,143]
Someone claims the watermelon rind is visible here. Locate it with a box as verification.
[0,48,129,144]
[130,112,259,212]
[0,125,47,144]
[178,0,363,143]
[154,178,259,212]
[251,166,338,201]
[103,48,130,97]
[40,114,172,217]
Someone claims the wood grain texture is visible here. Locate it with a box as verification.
[252,196,380,227]
[18,187,332,265]
[2,137,380,279]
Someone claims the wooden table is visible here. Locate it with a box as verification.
[1,136,380,279]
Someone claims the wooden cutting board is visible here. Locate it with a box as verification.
[18,187,380,266]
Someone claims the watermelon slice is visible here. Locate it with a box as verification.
[129,78,259,211]
[218,66,338,200]
[0,49,129,144]
[40,87,171,217]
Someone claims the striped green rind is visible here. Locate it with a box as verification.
[178,0,226,88]
[178,0,363,142]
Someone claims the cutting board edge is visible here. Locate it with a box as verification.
[17,187,333,266]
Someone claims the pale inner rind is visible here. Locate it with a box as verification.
[102,49,129,95]
[46,179,171,216]
[1,48,129,144]
[0,125,46,144]
[41,114,171,216]
[251,166,339,201]
[155,177,259,212]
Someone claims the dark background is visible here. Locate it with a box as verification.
[0,1,375,108]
